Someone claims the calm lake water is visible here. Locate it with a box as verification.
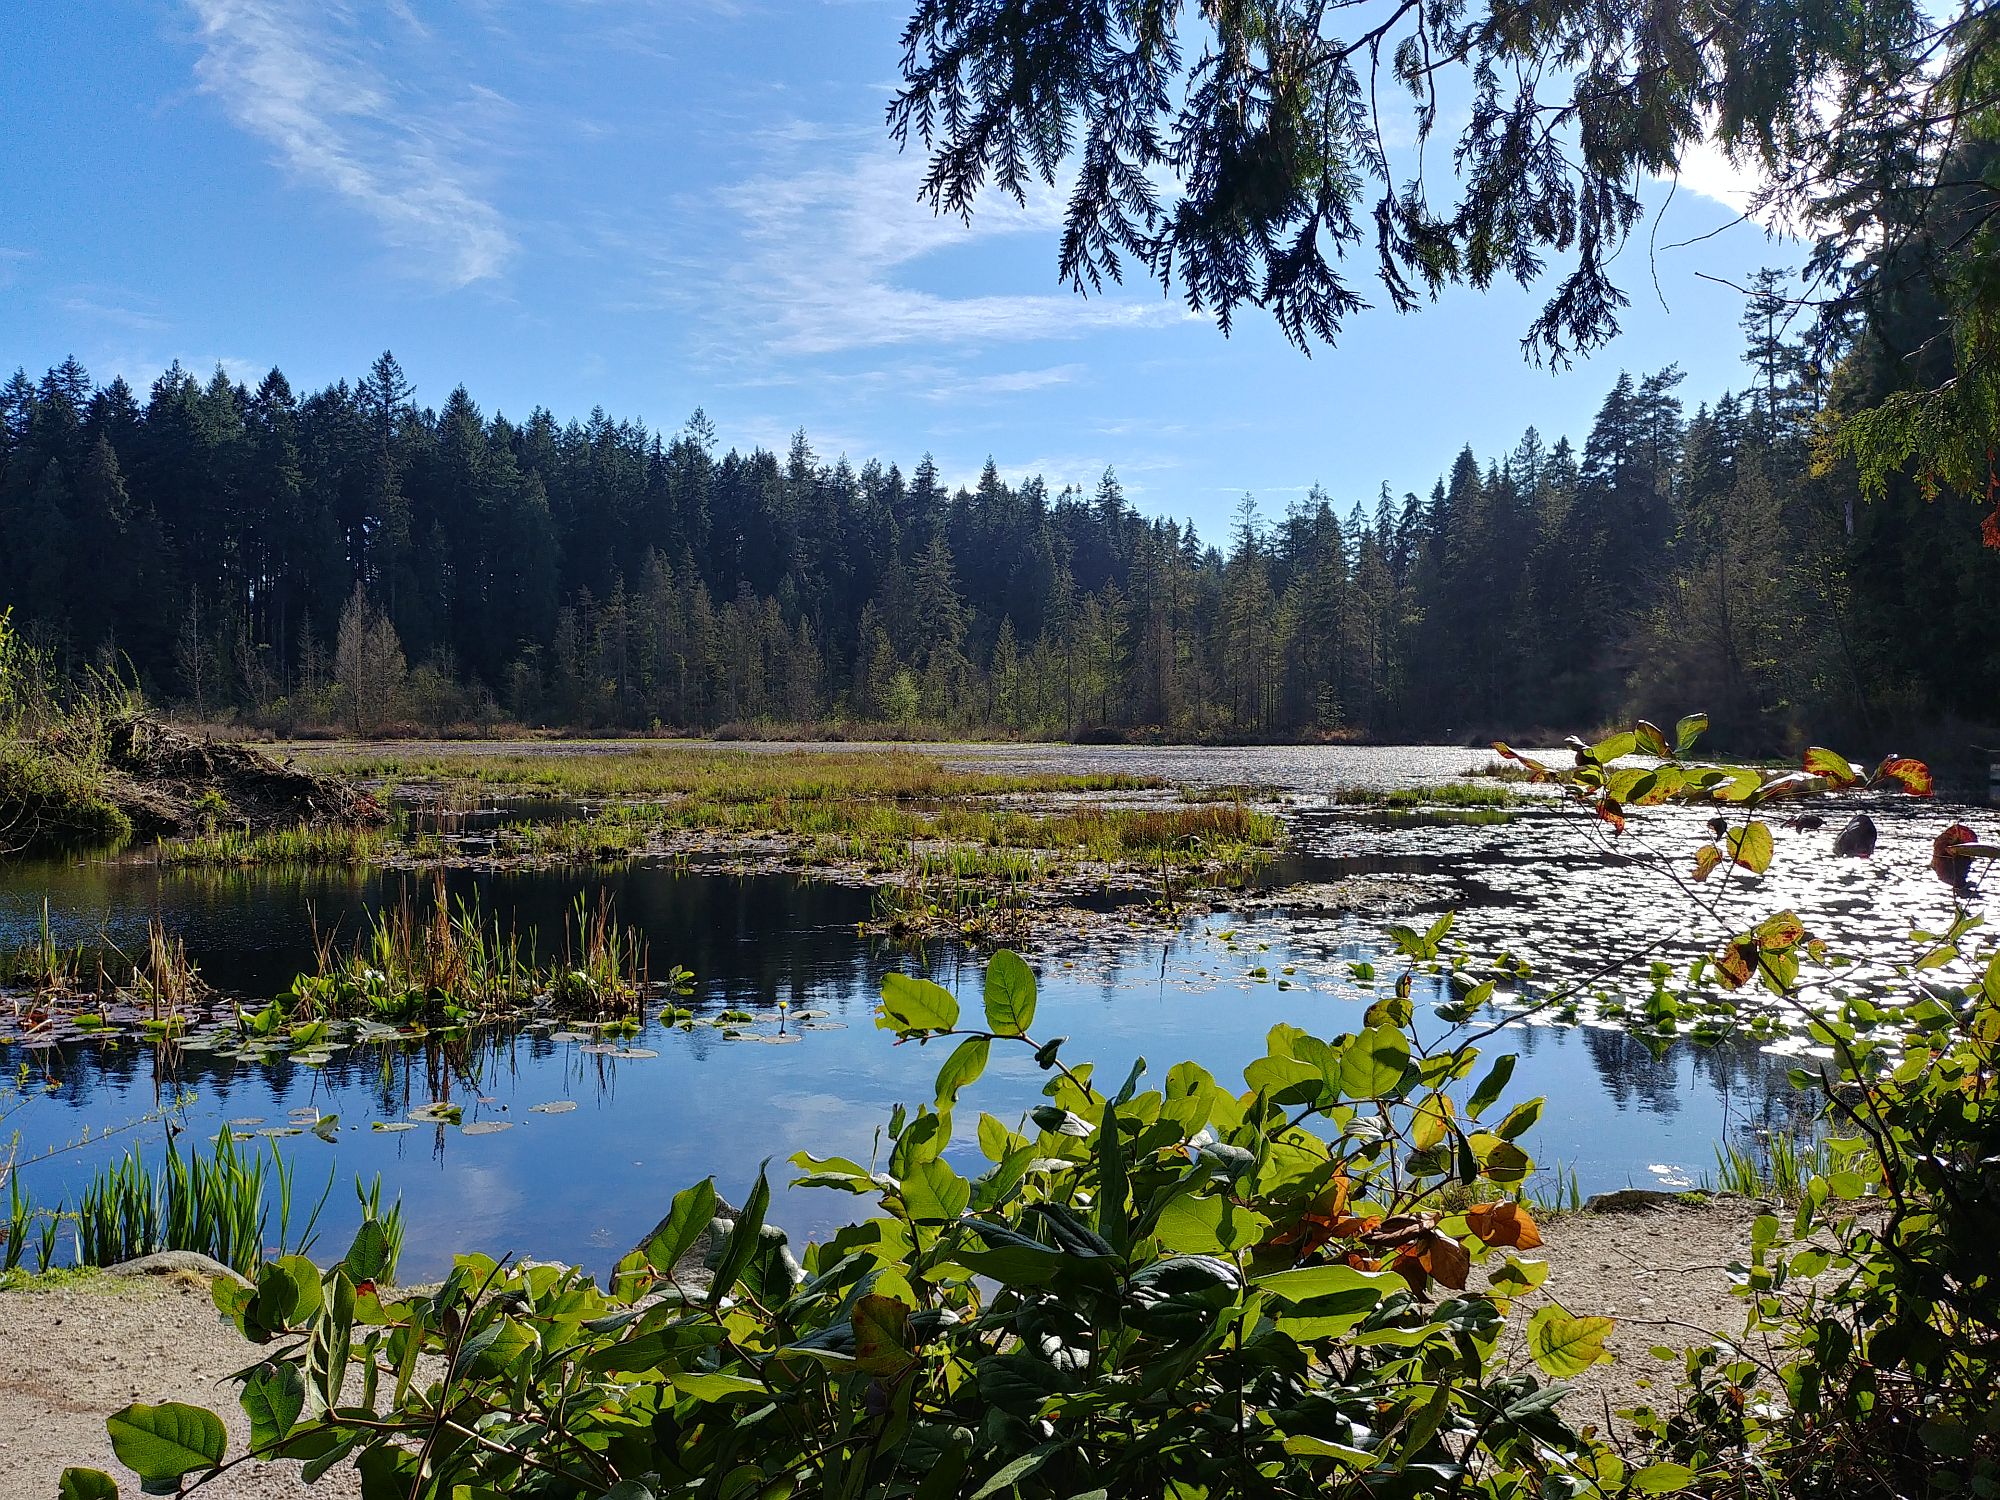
[2,742,1988,1279]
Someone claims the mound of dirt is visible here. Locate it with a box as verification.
[100,717,383,837]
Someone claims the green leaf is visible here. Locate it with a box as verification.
[669,1372,770,1402]
[643,1178,719,1272]
[1465,1053,1516,1119]
[1526,1304,1616,1377]
[982,949,1037,1035]
[1254,1263,1402,1302]
[934,1036,990,1109]
[1634,720,1669,757]
[1727,821,1774,874]
[707,1166,771,1307]
[1153,1190,1268,1254]
[878,971,960,1033]
[240,1363,305,1452]
[59,1469,119,1500]
[1487,1257,1551,1294]
[1589,730,1638,763]
[1337,1023,1411,1100]
[1802,746,1857,786]
[851,1293,915,1375]
[341,1220,391,1283]
[1631,1463,1695,1493]
[1493,1096,1544,1141]
[1675,712,1709,753]
[969,1440,1069,1500]
[106,1403,227,1493]
[900,1158,971,1223]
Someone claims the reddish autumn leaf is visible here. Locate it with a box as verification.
[1872,756,1935,797]
[1464,1201,1544,1251]
[1491,742,1550,780]
[1715,940,1757,991]
[1634,720,1669,757]
[1691,845,1722,882]
[1594,797,1626,834]
[1802,746,1859,787]
[1752,911,1808,951]
[1418,1230,1471,1290]
[1932,824,1978,889]
[1388,1244,1430,1295]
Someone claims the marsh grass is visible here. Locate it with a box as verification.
[1330,783,1521,808]
[1706,1131,1849,1201]
[303,745,1157,801]
[152,823,390,867]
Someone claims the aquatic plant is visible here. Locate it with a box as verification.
[151,822,390,867]
[1704,1131,1843,1202]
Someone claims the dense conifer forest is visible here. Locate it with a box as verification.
[4,283,1997,749]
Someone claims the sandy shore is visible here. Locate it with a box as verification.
[3,1198,1773,1495]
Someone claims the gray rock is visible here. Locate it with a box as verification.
[101,1251,252,1288]
[1582,1188,1711,1214]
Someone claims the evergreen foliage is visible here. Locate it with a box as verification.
[2,340,1994,745]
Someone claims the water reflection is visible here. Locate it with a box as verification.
[5,867,1815,1280]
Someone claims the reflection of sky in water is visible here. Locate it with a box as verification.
[4,888,1807,1281]
[1,743,1986,1280]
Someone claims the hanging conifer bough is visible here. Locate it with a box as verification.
[889,1,2000,515]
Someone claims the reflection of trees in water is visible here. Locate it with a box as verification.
[1573,1025,1807,1132]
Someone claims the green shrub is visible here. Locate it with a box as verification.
[64,950,1641,1499]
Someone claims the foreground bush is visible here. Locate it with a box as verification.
[63,949,1640,1499]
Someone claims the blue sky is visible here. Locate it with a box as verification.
[2,1,1804,539]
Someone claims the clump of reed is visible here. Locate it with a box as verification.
[151,822,390,867]
[1707,1131,1850,1202]
[0,899,92,995]
[1329,783,1521,808]
[64,1130,403,1277]
[551,891,650,1016]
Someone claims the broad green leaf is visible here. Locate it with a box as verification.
[1493,1096,1544,1141]
[59,1470,119,1500]
[669,1372,769,1402]
[851,1294,915,1375]
[1633,720,1669,757]
[1526,1304,1616,1377]
[340,1220,391,1283]
[240,1363,305,1451]
[1255,1263,1401,1303]
[1465,1053,1516,1119]
[982,950,1036,1035]
[1726,821,1774,874]
[1631,1463,1695,1493]
[1153,1190,1269,1254]
[900,1158,971,1223]
[1337,1023,1411,1100]
[1487,1257,1551,1294]
[643,1178,719,1272]
[877,971,959,1034]
[707,1166,771,1307]
[1589,730,1637,763]
[1675,712,1708,753]
[107,1403,227,1493]
[934,1036,990,1109]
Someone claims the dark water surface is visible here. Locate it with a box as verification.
[2,742,1987,1279]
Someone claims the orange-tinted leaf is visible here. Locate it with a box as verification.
[1716,940,1757,991]
[1726,821,1773,873]
[1752,771,1818,803]
[1419,1230,1471,1290]
[1932,824,1977,889]
[1691,845,1722,882]
[1634,720,1670,757]
[1802,746,1858,788]
[1594,797,1626,834]
[1491,743,1550,781]
[1389,1244,1430,1295]
[1872,756,1934,797]
[1464,1201,1543,1251]
[1752,911,1807,951]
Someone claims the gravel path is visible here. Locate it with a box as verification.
[0,1271,360,1499]
[2,1201,1777,1494]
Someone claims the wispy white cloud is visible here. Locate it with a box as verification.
[184,0,514,286]
[915,363,1086,402]
[58,294,173,333]
[643,130,1186,360]
[0,246,31,289]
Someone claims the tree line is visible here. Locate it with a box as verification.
[2,279,1995,748]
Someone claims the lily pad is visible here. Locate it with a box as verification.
[371,1121,418,1133]
[460,1121,513,1136]
[528,1100,577,1114]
